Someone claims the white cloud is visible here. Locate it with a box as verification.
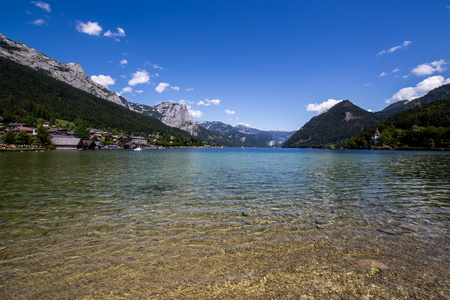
[154,83,179,93]
[179,99,194,105]
[31,1,51,12]
[225,109,235,114]
[91,75,115,88]
[363,83,371,87]
[120,86,133,95]
[185,88,194,92]
[306,99,344,115]
[189,110,203,118]
[120,59,128,66]
[392,68,401,73]
[129,70,150,86]
[153,64,163,70]
[155,82,170,93]
[412,59,446,76]
[379,72,388,77]
[378,40,412,55]
[32,19,46,25]
[197,99,220,106]
[385,75,450,103]
[76,21,102,36]
[104,27,126,41]
[135,90,143,93]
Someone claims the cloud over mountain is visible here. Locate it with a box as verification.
[197,99,220,106]
[306,99,344,115]
[129,70,150,86]
[91,75,115,88]
[386,75,450,103]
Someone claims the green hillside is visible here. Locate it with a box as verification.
[346,98,450,149]
[0,57,190,138]
[283,100,385,148]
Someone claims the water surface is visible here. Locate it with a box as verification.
[0,149,449,298]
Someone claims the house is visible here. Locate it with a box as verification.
[49,128,72,136]
[131,136,147,145]
[12,126,37,136]
[79,140,96,150]
[372,128,381,145]
[89,129,104,140]
[51,136,81,150]
[122,141,137,149]
[8,123,27,130]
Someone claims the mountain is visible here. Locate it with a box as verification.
[284,83,450,148]
[197,121,295,147]
[0,33,239,145]
[283,100,386,148]
[0,56,191,139]
[0,33,293,147]
[0,33,129,108]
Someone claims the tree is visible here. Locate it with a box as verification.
[15,130,30,145]
[378,134,391,146]
[426,138,435,148]
[74,123,90,140]
[3,131,16,144]
[37,125,51,146]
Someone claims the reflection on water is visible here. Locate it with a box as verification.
[0,149,449,299]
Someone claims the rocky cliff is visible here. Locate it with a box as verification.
[0,33,129,108]
[130,101,199,136]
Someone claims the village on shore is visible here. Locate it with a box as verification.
[0,118,218,151]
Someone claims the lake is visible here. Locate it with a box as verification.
[0,148,449,299]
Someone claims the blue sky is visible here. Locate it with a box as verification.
[1,1,450,130]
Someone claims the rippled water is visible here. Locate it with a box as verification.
[0,148,449,299]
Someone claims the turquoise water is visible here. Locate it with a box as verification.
[0,148,449,298]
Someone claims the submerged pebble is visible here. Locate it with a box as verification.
[378,229,397,235]
[399,224,419,232]
[346,257,389,271]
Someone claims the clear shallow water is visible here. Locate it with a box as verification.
[0,148,449,299]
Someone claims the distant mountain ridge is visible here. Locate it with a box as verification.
[197,121,295,147]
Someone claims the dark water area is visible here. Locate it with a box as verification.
[0,148,449,299]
